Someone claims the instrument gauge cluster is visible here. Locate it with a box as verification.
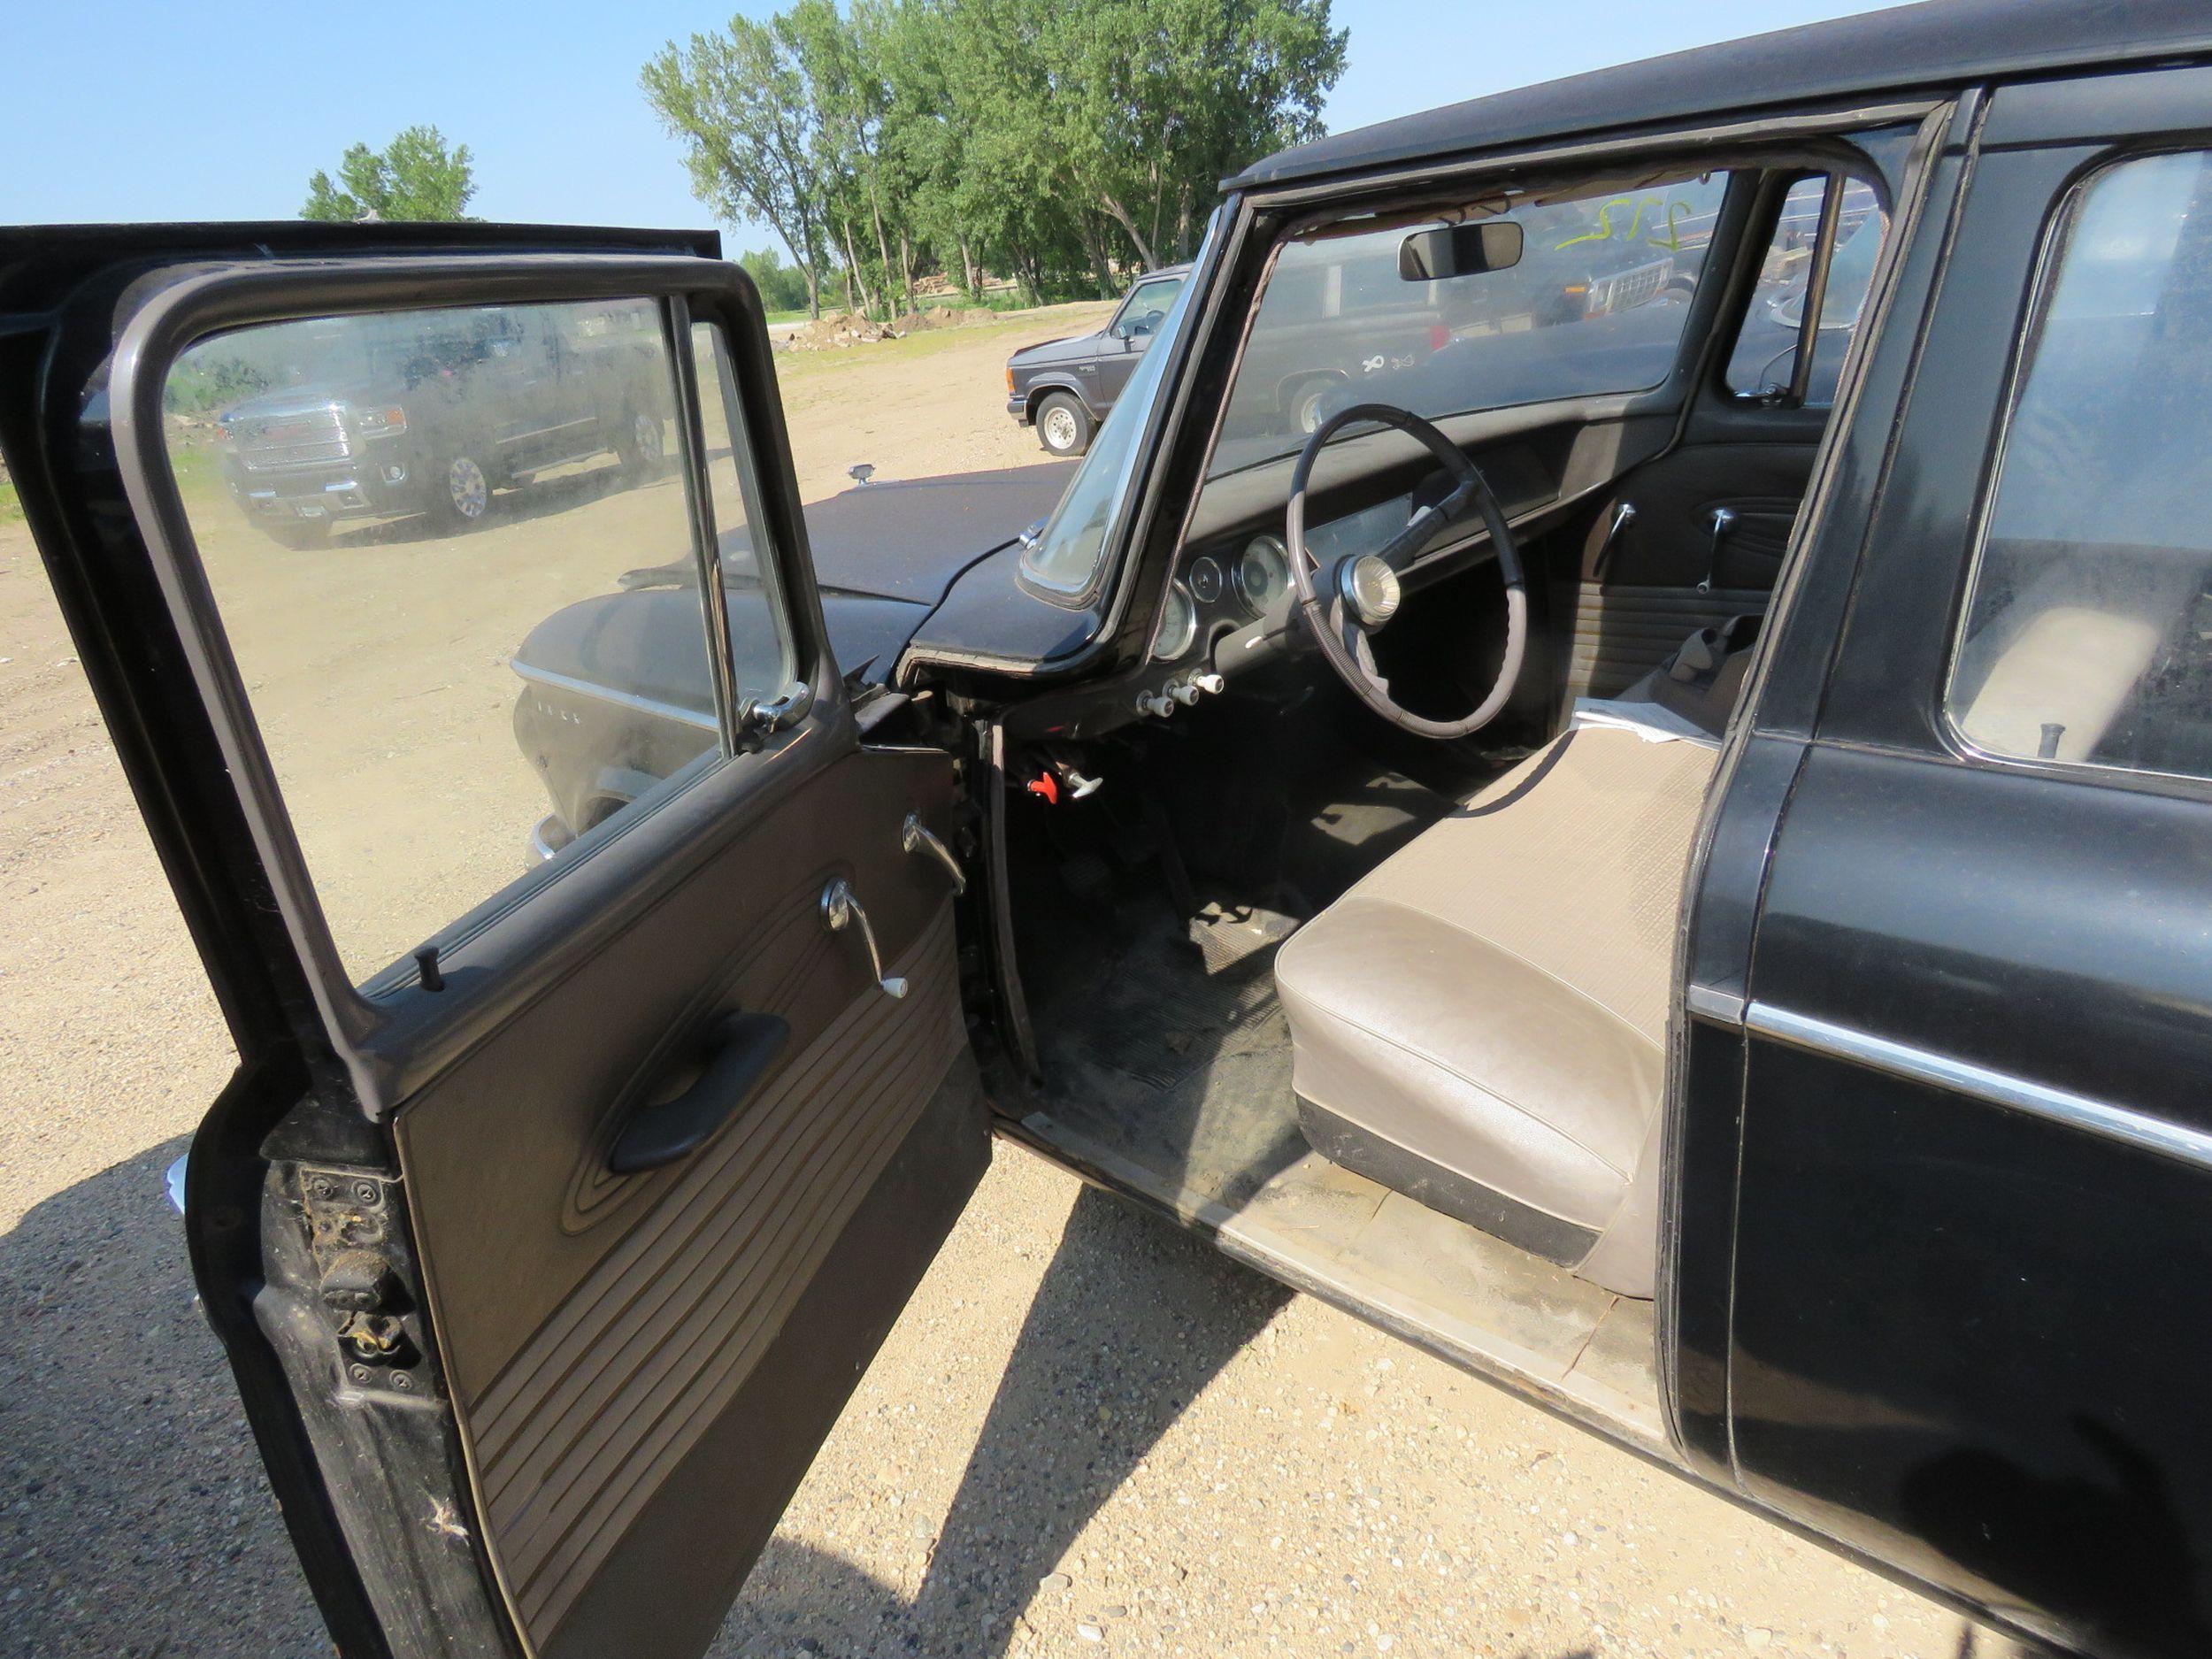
[1235,534,1290,614]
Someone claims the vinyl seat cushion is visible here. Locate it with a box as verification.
[1273,726,1717,1295]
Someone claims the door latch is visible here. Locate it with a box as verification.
[821,878,909,998]
[297,1169,424,1390]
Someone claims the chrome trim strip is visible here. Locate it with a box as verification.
[1685,983,1747,1025]
[1746,1002,2212,1173]
[510,660,718,733]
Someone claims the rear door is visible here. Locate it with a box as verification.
[1711,72,2212,1657]
[1,227,986,1659]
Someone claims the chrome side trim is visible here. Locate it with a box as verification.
[1746,1002,2212,1173]
[1685,983,1747,1025]
[510,660,718,733]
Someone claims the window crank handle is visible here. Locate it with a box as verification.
[820,878,909,998]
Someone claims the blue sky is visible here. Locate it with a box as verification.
[1,0,1890,251]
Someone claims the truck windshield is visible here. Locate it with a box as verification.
[1018,241,1206,597]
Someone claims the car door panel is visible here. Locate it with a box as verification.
[1738,749,2212,1658]
[394,746,972,1655]
[9,232,987,1659]
[1566,438,1820,699]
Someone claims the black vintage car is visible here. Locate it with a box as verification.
[214,299,672,546]
[1004,264,1189,455]
[14,4,2212,1656]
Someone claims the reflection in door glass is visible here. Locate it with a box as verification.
[166,298,725,987]
[1950,150,2212,782]
[691,322,798,711]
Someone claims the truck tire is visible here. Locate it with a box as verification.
[1035,391,1094,457]
[617,406,666,476]
[435,453,492,529]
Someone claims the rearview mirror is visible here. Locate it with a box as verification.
[1399,221,1524,281]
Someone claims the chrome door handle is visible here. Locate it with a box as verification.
[1699,506,1737,595]
[820,878,909,998]
[900,812,966,895]
[1594,500,1636,579]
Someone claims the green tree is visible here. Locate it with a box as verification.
[740,246,815,311]
[302,126,475,222]
[644,20,832,317]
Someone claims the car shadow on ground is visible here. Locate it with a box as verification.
[713,1184,1292,1656]
[2,1137,1297,1658]
[0,1134,333,1658]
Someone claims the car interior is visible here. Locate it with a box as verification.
[987,139,1909,1447]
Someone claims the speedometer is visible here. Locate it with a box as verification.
[1235,534,1290,615]
[1151,580,1199,660]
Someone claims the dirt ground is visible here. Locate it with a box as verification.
[0,303,2024,1657]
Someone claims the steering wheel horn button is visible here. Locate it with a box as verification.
[1340,554,1402,628]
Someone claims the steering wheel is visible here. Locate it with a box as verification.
[1286,402,1527,740]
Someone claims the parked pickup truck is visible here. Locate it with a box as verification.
[1004,265,1189,456]
[216,299,672,547]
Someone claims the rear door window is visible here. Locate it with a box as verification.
[1947,150,2212,783]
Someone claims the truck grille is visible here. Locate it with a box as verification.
[233,407,350,472]
[1586,257,1673,318]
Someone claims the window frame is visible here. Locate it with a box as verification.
[1939,144,2212,795]
[109,255,821,1031]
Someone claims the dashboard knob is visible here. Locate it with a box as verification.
[1191,672,1225,696]
[1134,691,1176,718]
[1170,681,1202,706]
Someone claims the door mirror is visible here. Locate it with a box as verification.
[1399,220,1525,281]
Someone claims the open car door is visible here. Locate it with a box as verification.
[1,225,988,1659]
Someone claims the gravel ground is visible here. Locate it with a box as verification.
[0,307,2026,1659]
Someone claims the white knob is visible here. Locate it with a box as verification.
[1135,692,1175,718]
[1191,673,1225,695]
[1170,681,1202,706]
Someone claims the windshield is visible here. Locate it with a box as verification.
[1019,255,1203,595]
[1206,172,1729,480]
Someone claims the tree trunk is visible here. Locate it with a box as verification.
[957,233,979,300]
[1079,214,1114,299]
[1098,193,1158,271]
[898,232,918,311]
[839,217,877,319]
[865,175,902,317]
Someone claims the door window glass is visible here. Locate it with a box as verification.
[1724,173,1886,403]
[1118,276,1184,338]
[1949,150,2212,782]
[1208,171,1730,478]
[166,298,743,987]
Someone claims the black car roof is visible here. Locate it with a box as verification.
[1227,0,2212,191]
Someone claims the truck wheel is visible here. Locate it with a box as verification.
[617,407,665,476]
[436,454,492,528]
[1035,392,1093,457]
[259,518,329,551]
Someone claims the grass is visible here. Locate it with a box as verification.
[0,478,19,525]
